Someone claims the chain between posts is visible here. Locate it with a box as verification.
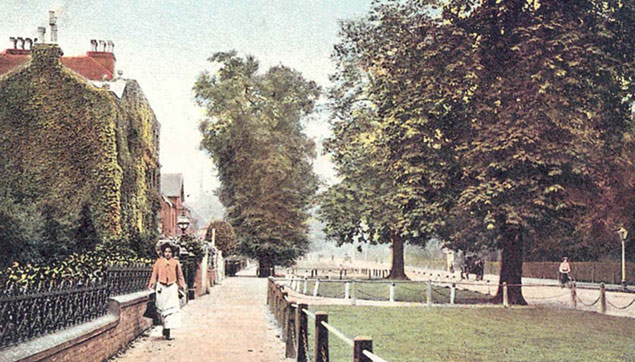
[302,328,313,362]
[606,297,635,310]
[320,344,328,362]
[576,294,601,307]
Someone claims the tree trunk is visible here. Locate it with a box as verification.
[387,233,409,280]
[257,258,273,278]
[492,228,527,305]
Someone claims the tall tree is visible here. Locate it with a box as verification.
[195,52,320,277]
[325,0,632,302]
[320,1,477,279]
[450,0,632,304]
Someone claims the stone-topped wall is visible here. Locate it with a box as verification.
[1,291,152,362]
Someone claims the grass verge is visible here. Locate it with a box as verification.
[305,305,635,362]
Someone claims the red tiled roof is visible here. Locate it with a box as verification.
[61,56,113,80]
[0,50,114,81]
[0,51,29,77]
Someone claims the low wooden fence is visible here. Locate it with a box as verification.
[283,276,489,305]
[287,267,390,280]
[278,275,635,314]
[268,278,388,362]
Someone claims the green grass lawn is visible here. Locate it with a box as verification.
[304,280,487,303]
[305,306,635,362]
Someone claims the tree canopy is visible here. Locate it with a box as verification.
[195,51,320,276]
[321,0,633,302]
[205,219,238,256]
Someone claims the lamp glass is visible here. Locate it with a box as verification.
[177,215,190,232]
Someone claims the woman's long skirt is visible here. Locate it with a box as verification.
[156,283,182,329]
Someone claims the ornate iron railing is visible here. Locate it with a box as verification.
[106,266,152,296]
[0,265,152,349]
[0,278,109,349]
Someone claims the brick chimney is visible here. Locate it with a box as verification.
[5,36,37,55]
[86,39,115,75]
[31,43,63,66]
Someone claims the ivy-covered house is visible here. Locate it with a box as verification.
[0,42,161,262]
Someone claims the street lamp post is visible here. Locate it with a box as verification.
[177,214,190,235]
[617,227,629,288]
[176,214,195,299]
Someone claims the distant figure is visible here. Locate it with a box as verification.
[473,257,484,281]
[460,255,484,281]
[446,250,455,273]
[559,257,571,288]
[458,255,467,279]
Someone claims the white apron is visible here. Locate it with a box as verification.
[156,282,182,329]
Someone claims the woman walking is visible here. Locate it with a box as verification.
[147,243,186,340]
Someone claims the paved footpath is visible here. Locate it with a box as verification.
[114,267,292,362]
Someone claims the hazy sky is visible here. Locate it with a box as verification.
[0,0,373,222]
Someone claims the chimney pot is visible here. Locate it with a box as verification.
[107,40,114,53]
[37,27,46,43]
[90,39,98,51]
[99,40,107,52]
[49,11,58,43]
[9,37,17,49]
[17,37,25,50]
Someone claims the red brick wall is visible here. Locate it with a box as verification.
[160,196,177,237]
[20,294,152,362]
[194,264,217,296]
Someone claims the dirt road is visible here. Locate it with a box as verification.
[113,267,292,362]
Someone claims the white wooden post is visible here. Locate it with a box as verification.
[450,283,456,305]
[303,277,308,295]
[503,282,509,308]
[345,281,350,299]
[426,280,432,306]
[351,280,357,305]
[313,279,320,297]
[201,251,208,294]
[389,282,395,302]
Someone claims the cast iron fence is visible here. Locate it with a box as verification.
[0,278,109,349]
[0,265,151,349]
[107,265,153,296]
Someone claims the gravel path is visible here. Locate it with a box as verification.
[113,266,292,362]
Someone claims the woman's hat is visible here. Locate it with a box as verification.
[156,239,180,256]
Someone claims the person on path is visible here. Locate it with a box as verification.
[147,243,186,340]
[559,257,571,288]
